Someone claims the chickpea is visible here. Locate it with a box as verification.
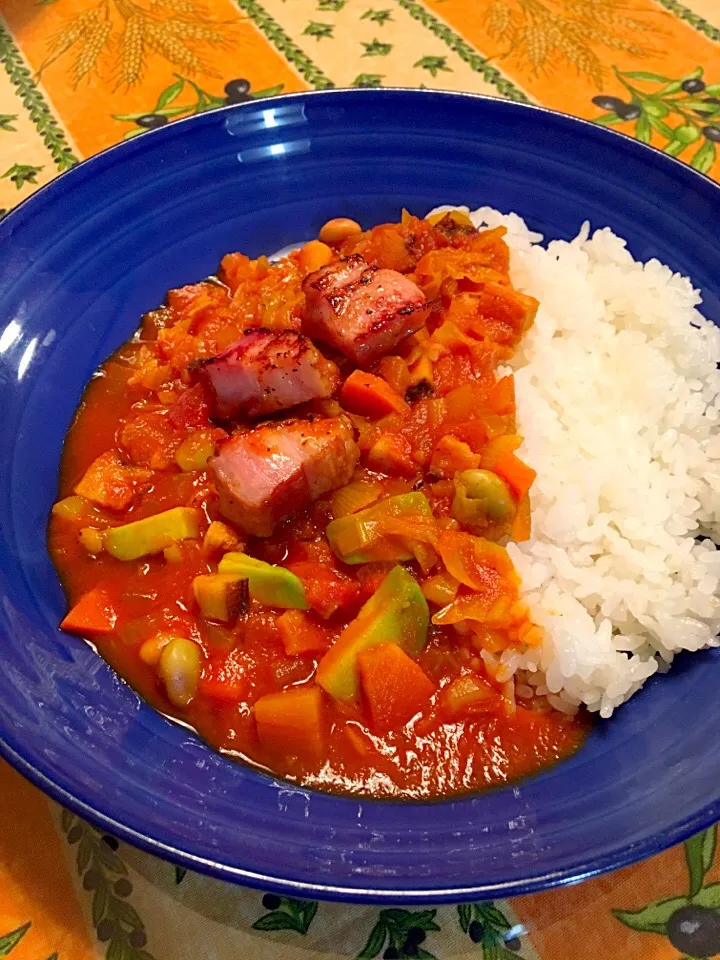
[138,632,174,667]
[318,217,362,248]
[298,240,334,274]
[158,637,201,707]
[452,469,515,527]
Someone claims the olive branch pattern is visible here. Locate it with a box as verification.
[0,922,32,956]
[614,825,720,958]
[591,67,720,173]
[457,902,526,957]
[484,0,664,88]
[38,0,236,89]
[652,0,720,44]
[0,21,78,172]
[389,0,530,102]
[233,0,334,89]
[253,893,319,935]
[356,908,440,958]
[60,809,155,959]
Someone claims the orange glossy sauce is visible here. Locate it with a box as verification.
[49,213,587,800]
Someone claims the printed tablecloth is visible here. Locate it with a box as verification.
[2,1,720,957]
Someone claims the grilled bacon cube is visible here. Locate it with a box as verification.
[212,416,359,537]
[302,255,429,368]
[197,328,339,420]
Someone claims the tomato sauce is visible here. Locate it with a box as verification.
[49,212,587,800]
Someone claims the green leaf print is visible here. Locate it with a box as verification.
[590,66,720,162]
[356,909,439,958]
[174,867,187,884]
[413,55,451,77]
[693,882,720,908]
[353,73,384,87]
[357,920,387,959]
[253,913,303,932]
[2,163,43,189]
[253,895,318,935]
[623,71,673,82]
[613,896,689,934]
[686,827,717,897]
[0,923,30,956]
[61,816,154,959]
[303,21,334,39]
[362,39,392,56]
[361,8,393,24]
[635,113,651,143]
[156,79,184,110]
[0,115,17,132]
[457,902,524,957]
[318,0,345,9]
[458,903,472,933]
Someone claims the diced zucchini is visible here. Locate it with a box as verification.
[316,565,429,702]
[326,492,432,564]
[52,495,91,523]
[202,520,241,554]
[193,573,249,622]
[175,431,216,472]
[218,552,308,609]
[104,506,200,561]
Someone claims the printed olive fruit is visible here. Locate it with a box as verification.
[615,103,642,121]
[225,78,252,103]
[682,78,706,94]
[468,920,485,943]
[666,905,720,957]
[591,95,626,113]
[135,114,168,129]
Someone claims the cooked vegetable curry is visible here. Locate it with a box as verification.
[49,210,586,799]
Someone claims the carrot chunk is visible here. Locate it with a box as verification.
[493,452,536,499]
[357,643,435,732]
[487,375,515,415]
[340,370,409,418]
[511,492,532,541]
[277,610,331,656]
[254,686,325,760]
[60,587,117,636]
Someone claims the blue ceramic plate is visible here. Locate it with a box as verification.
[1,90,720,903]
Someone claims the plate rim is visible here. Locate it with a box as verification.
[2,86,720,903]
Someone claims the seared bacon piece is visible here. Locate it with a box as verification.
[197,329,339,420]
[212,416,359,537]
[302,255,429,368]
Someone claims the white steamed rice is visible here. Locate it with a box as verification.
[430,204,720,717]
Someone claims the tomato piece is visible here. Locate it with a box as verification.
[168,384,211,432]
[286,562,362,619]
[199,650,251,702]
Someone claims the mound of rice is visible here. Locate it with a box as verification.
[431,205,720,717]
